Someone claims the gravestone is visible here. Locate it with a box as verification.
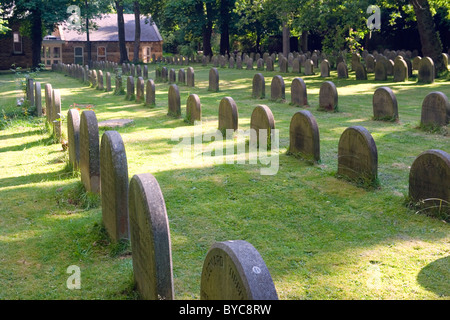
[337,62,348,78]
[409,149,450,210]
[34,82,42,117]
[143,65,148,79]
[337,126,378,185]
[246,58,254,70]
[145,79,156,107]
[288,110,320,163]
[412,56,422,71]
[320,59,330,77]
[252,73,265,99]
[79,110,100,193]
[97,70,104,90]
[187,67,195,87]
[292,58,301,73]
[178,69,186,85]
[420,91,450,127]
[26,78,34,106]
[373,86,398,121]
[45,83,52,120]
[128,173,174,300]
[290,78,308,107]
[136,65,142,78]
[266,57,274,71]
[115,74,123,95]
[100,130,129,242]
[386,59,394,76]
[279,57,288,73]
[393,58,408,82]
[67,108,81,170]
[374,60,387,81]
[365,54,375,73]
[186,94,201,124]
[200,240,278,300]
[318,81,338,112]
[351,53,361,71]
[169,68,176,84]
[126,76,135,100]
[256,58,264,71]
[91,70,98,88]
[208,68,219,92]
[270,75,285,102]
[105,72,112,92]
[304,59,314,75]
[229,56,235,69]
[236,56,242,69]
[250,104,275,147]
[161,67,168,82]
[136,77,145,103]
[218,97,238,132]
[418,57,435,84]
[167,84,181,118]
[52,89,62,141]
[354,62,367,80]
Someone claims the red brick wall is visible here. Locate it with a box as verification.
[0,22,33,70]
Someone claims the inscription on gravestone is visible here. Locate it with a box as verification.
[200,240,278,300]
[373,86,398,121]
[420,91,449,127]
[288,110,320,163]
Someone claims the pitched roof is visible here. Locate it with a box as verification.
[59,14,162,42]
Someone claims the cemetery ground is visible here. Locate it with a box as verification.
[0,64,449,300]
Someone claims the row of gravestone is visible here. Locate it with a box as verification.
[66,107,279,300]
[154,66,195,87]
[25,79,63,141]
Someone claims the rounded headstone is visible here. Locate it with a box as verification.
[200,240,278,300]
[337,62,348,78]
[412,56,422,71]
[218,97,238,132]
[100,131,129,242]
[320,59,330,77]
[393,58,408,82]
[409,149,450,209]
[374,60,387,81]
[354,62,367,80]
[187,67,195,87]
[288,110,320,163]
[318,81,338,112]
[252,73,265,99]
[420,91,450,127]
[270,75,285,101]
[34,82,42,117]
[186,94,201,124]
[373,86,399,121]
[250,104,275,147]
[418,57,435,84]
[79,110,100,193]
[337,126,378,184]
[145,79,156,106]
[178,68,186,85]
[365,54,375,73]
[290,77,308,107]
[126,76,135,100]
[128,173,174,300]
[167,84,181,118]
[208,68,219,92]
[67,108,81,170]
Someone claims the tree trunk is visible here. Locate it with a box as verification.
[219,0,231,55]
[411,0,445,73]
[300,30,308,52]
[133,1,141,63]
[202,2,214,57]
[30,8,42,69]
[85,0,92,67]
[115,1,128,63]
[282,21,290,56]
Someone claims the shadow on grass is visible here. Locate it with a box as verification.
[417,256,450,297]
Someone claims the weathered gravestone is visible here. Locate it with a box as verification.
[161,66,168,82]
[318,81,338,112]
[91,70,98,88]
[169,69,176,84]
[409,149,450,211]
[320,59,330,77]
[229,57,235,69]
[337,126,378,185]
[128,173,174,300]
[365,54,375,73]
[100,131,129,242]
[143,65,148,79]
[393,58,408,82]
[26,78,34,106]
[270,75,285,102]
[186,94,201,124]
[218,97,238,133]
[337,62,349,78]
[292,58,301,73]
[67,108,81,170]
[279,56,288,73]
[374,60,387,81]
[266,57,274,71]
[52,89,62,141]
[105,72,112,92]
[412,56,422,71]
[126,76,135,100]
[45,83,52,120]
[252,73,265,99]
[200,240,278,300]
[304,59,314,75]
[79,110,100,193]
[246,58,254,70]
[208,68,219,92]
[250,104,275,147]
[136,77,145,103]
[420,91,450,127]
[354,62,367,80]
[373,86,399,121]
[256,58,264,71]
[97,70,104,90]
[178,68,185,85]
[288,110,320,163]
[187,67,195,87]
[34,82,42,117]
[290,77,308,107]
[167,84,181,118]
[145,79,156,107]
[418,57,435,84]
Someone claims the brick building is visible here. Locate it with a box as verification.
[0,21,34,70]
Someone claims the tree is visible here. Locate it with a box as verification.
[218,0,236,55]
[115,0,129,63]
[133,1,141,63]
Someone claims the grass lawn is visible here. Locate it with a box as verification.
[0,62,449,300]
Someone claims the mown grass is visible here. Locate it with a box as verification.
[0,61,449,300]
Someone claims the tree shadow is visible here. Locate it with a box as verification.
[417,256,450,297]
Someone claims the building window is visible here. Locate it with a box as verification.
[97,46,106,61]
[13,32,22,54]
[74,47,84,65]
[143,46,151,63]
